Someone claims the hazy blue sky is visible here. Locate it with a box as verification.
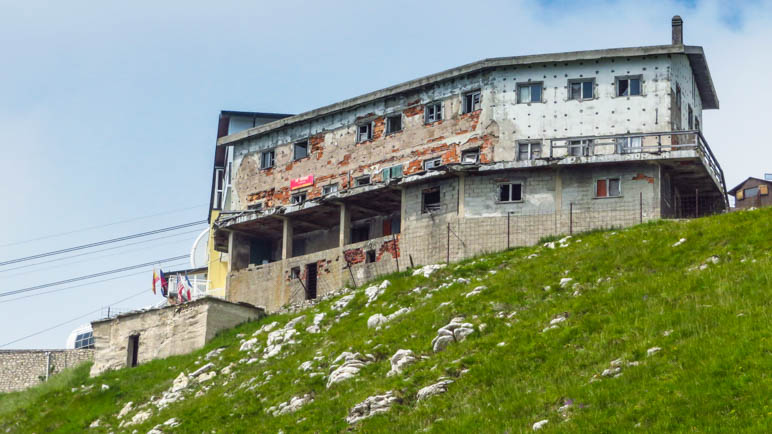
[1,0,769,348]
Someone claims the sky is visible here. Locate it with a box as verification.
[1,0,770,349]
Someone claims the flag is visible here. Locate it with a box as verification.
[177,274,185,303]
[159,269,168,297]
[184,274,193,301]
[152,268,160,295]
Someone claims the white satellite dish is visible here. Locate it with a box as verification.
[190,227,210,269]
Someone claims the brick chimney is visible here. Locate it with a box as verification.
[672,15,683,45]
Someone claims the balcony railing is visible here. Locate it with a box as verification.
[547,130,726,197]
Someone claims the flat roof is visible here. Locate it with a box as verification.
[218,44,718,147]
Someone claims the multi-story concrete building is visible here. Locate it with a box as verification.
[209,17,727,312]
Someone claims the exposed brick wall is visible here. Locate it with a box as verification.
[0,349,94,393]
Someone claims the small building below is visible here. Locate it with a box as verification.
[729,177,771,210]
[89,297,263,376]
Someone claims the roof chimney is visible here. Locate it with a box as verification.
[672,15,683,45]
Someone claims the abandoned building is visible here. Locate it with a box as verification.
[729,177,772,210]
[208,16,727,312]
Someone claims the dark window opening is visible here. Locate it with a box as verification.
[463,91,481,113]
[517,83,542,103]
[366,250,376,263]
[518,142,542,160]
[290,266,301,279]
[424,158,442,170]
[260,150,274,169]
[386,115,402,134]
[127,335,139,368]
[291,193,306,205]
[293,140,308,160]
[569,79,594,100]
[305,263,317,299]
[498,183,522,202]
[617,77,642,96]
[351,225,370,243]
[357,123,373,142]
[323,184,339,195]
[355,175,371,186]
[688,105,694,129]
[422,187,441,213]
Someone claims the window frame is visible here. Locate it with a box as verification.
[496,183,523,203]
[260,149,275,170]
[517,141,542,161]
[595,177,622,198]
[382,165,403,182]
[616,136,643,154]
[744,186,760,198]
[425,102,443,124]
[290,192,307,205]
[461,148,479,164]
[462,90,482,113]
[293,140,309,161]
[213,167,225,210]
[517,82,543,104]
[421,187,441,214]
[322,183,339,195]
[356,122,373,143]
[424,157,442,170]
[355,175,371,187]
[616,75,643,97]
[568,139,592,157]
[385,114,402,135]
[568,78,595,101]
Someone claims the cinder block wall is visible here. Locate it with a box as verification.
[0,349,94,393]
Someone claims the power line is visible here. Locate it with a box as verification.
[0,203,209,248]
[0,255,189,298]
[0,221,206,268]
[0,260,189,304]
[0,229,202,276]
[0,288,150,348]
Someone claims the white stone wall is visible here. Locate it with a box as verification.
[0,349,93,393]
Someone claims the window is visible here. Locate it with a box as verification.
[617,76,642,96]
[676,84,682,108]
[517,83,542,103]
[382,165,403,182]
[424,157,442,170]
[497,183,523,202]
[617,136,642,154]
[596,178,621,198]
[386,115,402,134]
[291,192,306,205]
[463,90,481,113]
[688,105,694,129]
[74,332,95,349]
[569,79,594,101]
[461,149,479,164]
[744,186,759,198]
[290,267,301,279]
[357,122,373,142]
[260,150,274,169]
[517,141,542,161]
[247,202,263,211]
[568,139,592,157]
[422,187,441,213]
[351,225,370,243]
[213,168,225,209]
[293,140,308,160]
[425,102,443,123]
[366,250,376,263]
[355,175,371,186]
[323,184,339,195]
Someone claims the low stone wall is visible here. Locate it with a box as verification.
[0,349,94,393]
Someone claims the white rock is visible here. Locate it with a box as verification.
[327,352,371,388]
[117,401,134,419]
[533,419,549,430]
[647,347,662,357]
[332,294,355,311]
[497,342,506,347]
[367,314,387,329]
[432,318,475,352]
[89,419,100,428]
[601,367,622,377]
[346,391,399,424]
[544,241,556,249]
[190,363,215,378]
[163,418,180,427]
[663,329,673,337]
[465,285,486,298]
[386,349,416,377]
[197,371,216,383]
[171,372,189,392]
[125,409,152,426]
[432,335,455,352]
[100,384,110,391]
[299,361,313,372]
[263,344,283,359]
[455,277,470,284]
[386,307,410,321]
[204,347,225,360]
[253,321,279,336]
[239,338,259,352]
[147,425,164,434]
[559,278,573,288]
[549,315,566,326]
[412,263,446,278]
[416,379,453,401]
[707,255,720,264]
[270,394,313,416]
[672,238,686,247]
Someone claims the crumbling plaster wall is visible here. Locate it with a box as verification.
[670,54,703,131]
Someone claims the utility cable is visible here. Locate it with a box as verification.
[0,255,189,298]
[0,221,206,267]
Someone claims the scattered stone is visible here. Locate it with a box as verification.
[432,317,475,352]
[204,347,225,360]
[346,391,399,424]
[171,372,189,392]
[672,238,686,247]
[197,371,216,383]
[387,307,410,321]
[89,419,100,428]
[663,329,673,337]
[455,277,470,284]
[416,379,453,401]
[367,314,387,329]
[163,418,180,428]
[497,342,506,347]
[100,384,110,391]
[332,294,355,311]
[299,361,313,372]
[386,349,416,377]
[559,278,573,288]
[124,409,152,427]
[117,401,134,419]
[707,255,720,264]
[239,338,259,352]
[253,321,279,336]
[327,352,373,387]
[306,313,326,333]
[527,253,539,259]
[190,363,215,378]
[544,241,556,249]
[147,425,164,434]
[438,301,452,308]
[532,419,549,430]
[601,367,622,377]
[365,280,391,306]
[465,285,486,298]
[412,264,446,278]
[647,347,662,357]
[268,394,314,416]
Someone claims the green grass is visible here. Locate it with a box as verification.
[1,208,771,433]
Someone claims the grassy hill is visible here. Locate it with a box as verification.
[1,208,770,433]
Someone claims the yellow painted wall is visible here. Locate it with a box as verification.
[206,210,228,297]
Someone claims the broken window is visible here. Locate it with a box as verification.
[293,140,308,160]
[517,83,542,103]
[247,202,263,211]
[386,115,402,134]
[463,90,481,113]
[688,105,694,129]
[569,79,594,101]
[357,122,373,143]
[291,192,306,205]
[596,178,621,198]
[422,187,441,213]
[424,157,442,170]
[351,225,370,243]
[461,149,479,164]
[323,183,339,195]
[290,267,301,279]
[355,175,371,186]
[366,250,376,263]
[382,165,403,182]
[568,139,592,157]
[425,102,443,123]
[517,141,542,161]
[617,76,642,97]
[617,136,642,154]
[498,183,522,202]
[260,149,274,169]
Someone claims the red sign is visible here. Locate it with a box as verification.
[290,174,314,190]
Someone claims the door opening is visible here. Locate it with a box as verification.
[127,334,139,367]
[305,263,318,300]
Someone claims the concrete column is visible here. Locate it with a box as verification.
[280,217,293,260]
[339,203,351,247]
